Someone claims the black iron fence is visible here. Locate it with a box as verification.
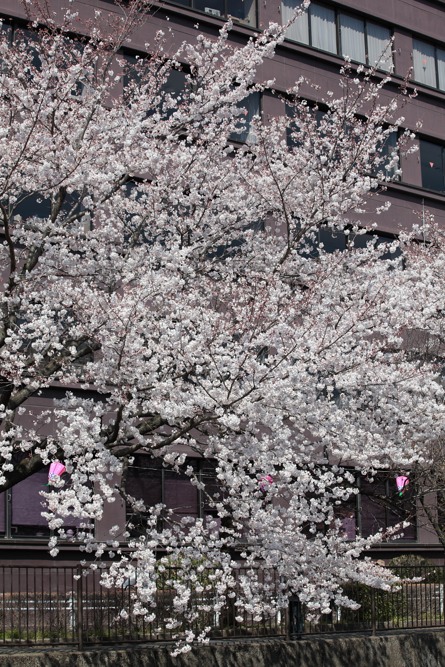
[0,564,444,648]
[301,565,445,636]
[0,564,287,647]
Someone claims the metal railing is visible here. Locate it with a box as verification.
[0,564,287,647]
[0,564,444,648]
[298,565,445,637]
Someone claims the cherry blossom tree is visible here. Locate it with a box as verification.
[1,0,445,649]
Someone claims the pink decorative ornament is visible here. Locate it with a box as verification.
[259,475,273,493]
[395,475,409,497]
[48,461,66,485]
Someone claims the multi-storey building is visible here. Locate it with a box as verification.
[0,0,444,565]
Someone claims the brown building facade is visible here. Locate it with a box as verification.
[0,0,444,564]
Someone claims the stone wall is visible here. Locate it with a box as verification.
[2,633,445,667]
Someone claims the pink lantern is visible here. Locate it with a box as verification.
[259,474,273,493]
[48,461,66,485]
[395,475,409,497]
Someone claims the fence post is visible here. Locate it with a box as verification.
[67,591,75,632]
[441,567,445,618]
[76,566,84,651]
[370,587,376,636]
[288,596,304,640]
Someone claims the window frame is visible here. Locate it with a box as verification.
[0,464,83,540]
[125,455,221,533]
[413,37,445,91]
[229,90,261,144]
[161,0,258,27]
[419,137,445,193]
[358,472,417,541]
[282,1,393,71]
[334,469,417,542]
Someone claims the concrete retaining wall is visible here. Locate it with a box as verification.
[2,633,445,667]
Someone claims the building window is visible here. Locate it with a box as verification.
[11,469,51,538]
[0,466,80,539]
[420,139,445,193]
[311,3,336,53]
[285,101,327,150]
[230,91,261,143]
[337,503,358,541]
[413,39,445,91]
[340,13,366,64]
[0,492,4,536]
[281,1,392,71]
[8,191,86,235]
[378,130,399,179]
[351,231,401,262]
[159,69,188,119]
[359,473,416,541]
[164,0,257,26]
[125,456,220,533]
[335,471,416,541]
[124,57,258,143]
[299,223,399,259]
[13,26,43,71]
[0,20,12,44]
[298,225,347,258]
[124,55,188,119]
[363,128,400,181]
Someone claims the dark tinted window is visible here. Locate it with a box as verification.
[230,92,261,143]
[420,140,445,192]
[125,456,223,532]
[11,468,51,537]
[359,473,416,541]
